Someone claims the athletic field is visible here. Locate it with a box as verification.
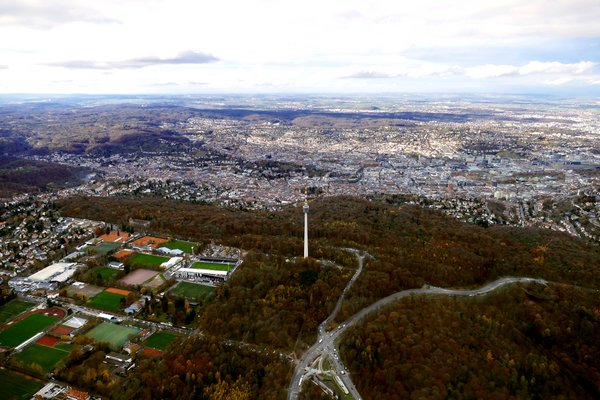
[190,261,233,271]
[163,239,197,254]
[0,313,59,348]
[0,369,44,400]
[119,268,159,286]
[87,291,125,311]
[86,322,141,348]
[169,282,215,302]
[88,242,121,255]
[92,266,120,281]
[129,253,169,266]
[0,299,34,325]
[14,343,72,373]
[143,331,179,350]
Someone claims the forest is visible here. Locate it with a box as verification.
[340,283,599,399]
[0,156,88,197]
[55,195,600,398]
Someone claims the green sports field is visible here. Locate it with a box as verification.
[143,331,179,350]
[89,242,121,255]
[169,282,215,301]
[86,322,141,349]
[0,369,44,400]
[129,253,170,266]
[14,343,72,373]
[162,239,197,254]
[87,291,125,311]
[0,313,59,348]
[92,266,120,281]
[190,261,233,271]
[0,299,34,325]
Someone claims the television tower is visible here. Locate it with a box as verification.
[303,200,309,258]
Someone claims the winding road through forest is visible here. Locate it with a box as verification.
[288,251,550,400]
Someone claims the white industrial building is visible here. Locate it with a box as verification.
[160,256,183,269]
[27,262,78,283]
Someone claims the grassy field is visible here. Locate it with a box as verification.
[54,342,73,351]
[0,299,34,325]
[129,253,169,266]
[89,241,121,255]
[86,322,141,349]
[87,291,125,311]
[92,266,120,281]
[190,261,233,271]
[0,313,59,348]
[169,282,215,302]
[143,331,179,350]
[163,239,197,254]
[0,369,44,400]
[14,343,72,373]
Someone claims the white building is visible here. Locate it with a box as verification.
[27,262,77,283]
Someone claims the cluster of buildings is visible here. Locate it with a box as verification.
[0,197,102,273]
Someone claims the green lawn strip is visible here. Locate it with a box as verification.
[143,331,179,350]
[0,313,59,347]
[162,240,197,253]
[169,282,215,301]
[85,322,141,349]
[92,266,120,281]
[13,343,70,373]
[0,299,34,325]
[87,291,125,311]
[0,369,44,400]
[190,261,232,271]
[54,342,73,351]
[129,253,170,266]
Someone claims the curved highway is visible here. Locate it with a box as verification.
[288,274,549,400]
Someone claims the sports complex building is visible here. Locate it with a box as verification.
[171,257,240,283]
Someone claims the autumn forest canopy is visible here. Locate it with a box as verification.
[54,195,600,399]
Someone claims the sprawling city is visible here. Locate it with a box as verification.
[1,1,600,399]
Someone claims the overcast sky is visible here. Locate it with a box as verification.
[1,0,600,94]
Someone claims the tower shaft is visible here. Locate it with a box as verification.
[303,201,309,258]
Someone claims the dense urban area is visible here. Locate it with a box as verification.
[0,95,599,400]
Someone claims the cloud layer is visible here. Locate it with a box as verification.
[48,52,219,70]
[1,0,599,93]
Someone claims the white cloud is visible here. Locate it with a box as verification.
[466,61,597,79]
[342,71,393,79]
[466,64,519,79]
[520,61,595,75]
[543,77,574,85]
[1,0,600,93]
[0,1,118,28]
[47,51,218,70]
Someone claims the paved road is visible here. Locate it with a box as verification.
[289,251,366,400]
[288,275,549,400]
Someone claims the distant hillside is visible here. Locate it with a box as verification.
[0,156,89,197]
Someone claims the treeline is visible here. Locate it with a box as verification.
[340,283,600,399]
